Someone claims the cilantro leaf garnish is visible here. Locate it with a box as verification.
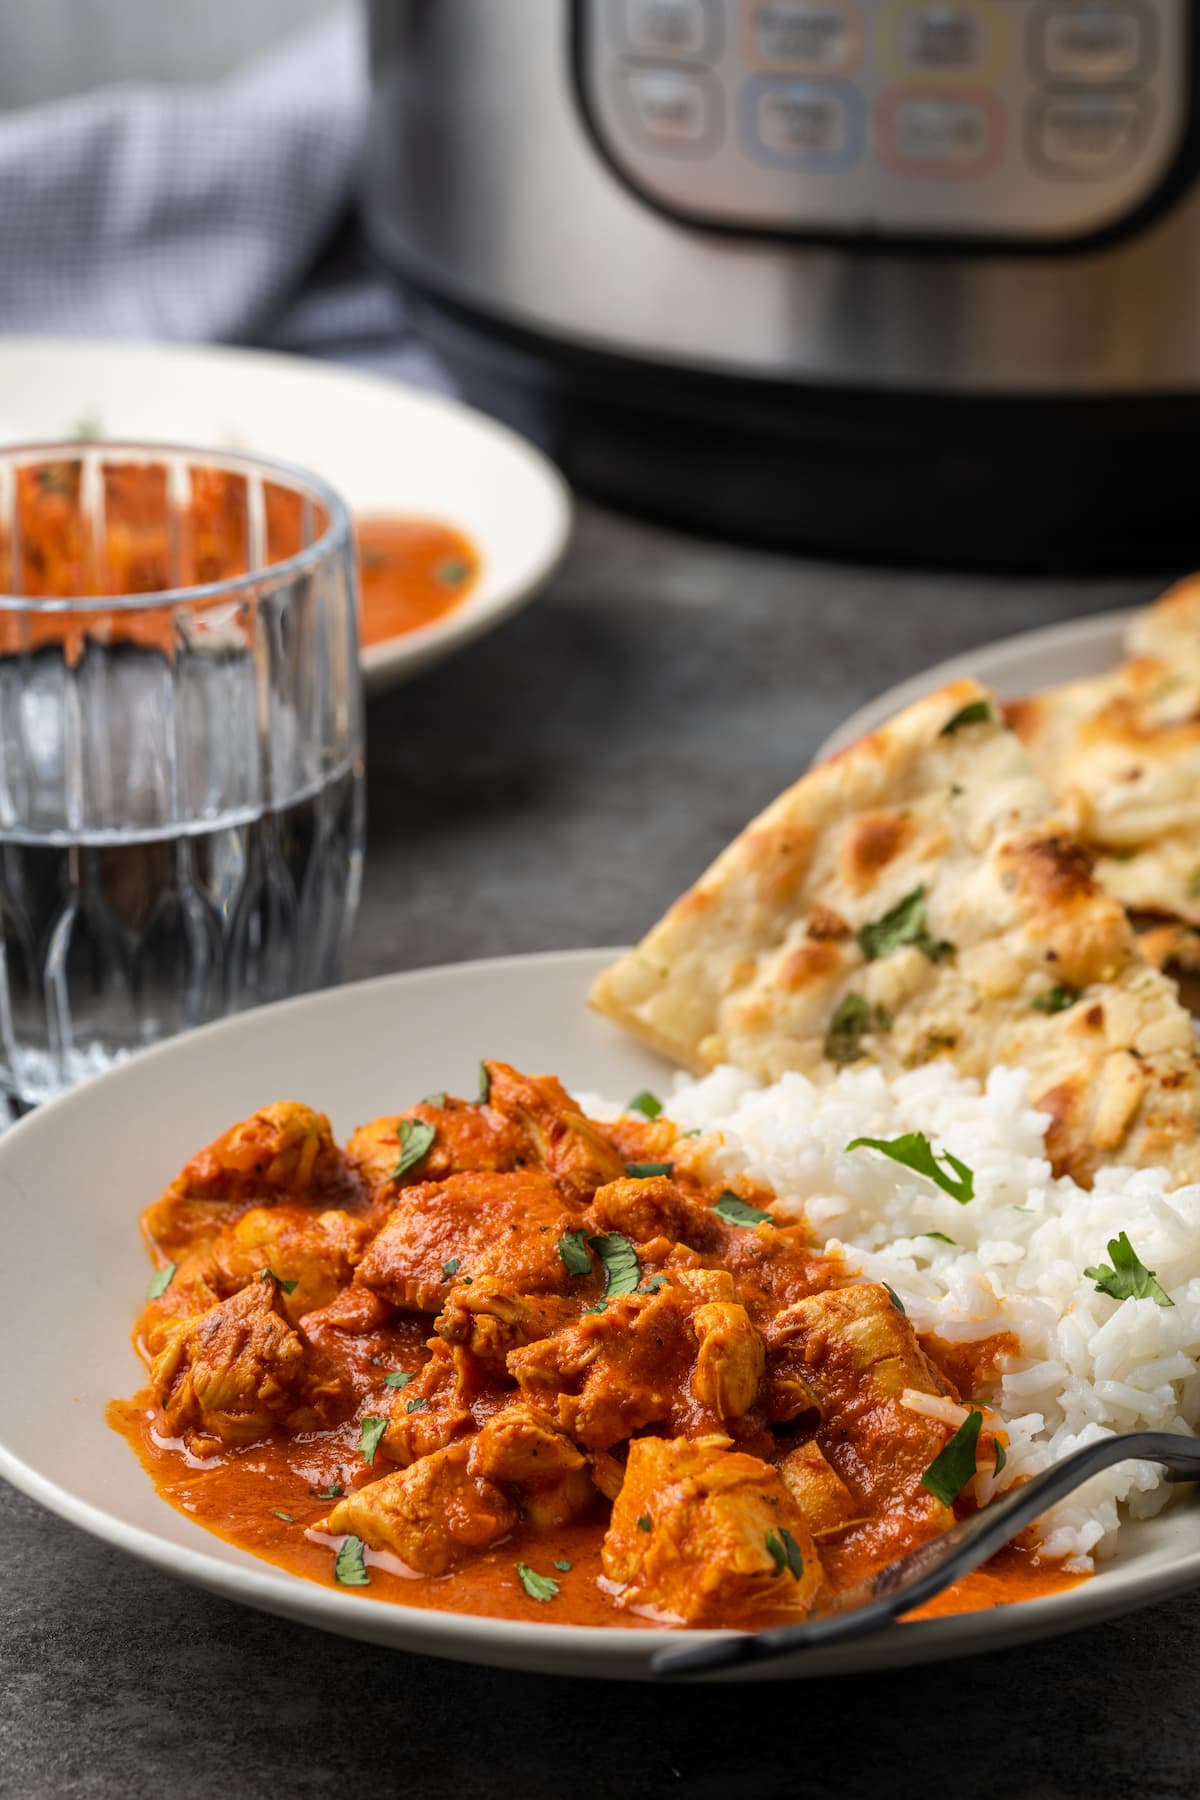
[516,1562,559,1602]
[273,1509,296,1523]
[442,1258,460,1278]
[553,1559,573,1572]
[311,1484,343,1499]
[477,1062,491,1105]
[847,1131,974,1203]
[390,1117,436,1181]
[939,699,992,737]
[625,1161,673,1179]
[627,1090,663,1120]
[588,1231,641,1298]
[557,1229,593,1277]
[824,992,891,1065]
[406,1397,427,1413]
[712,1191,773,1228]
[1032,985,1081,1015]
[383,1370,413,1388]
[637,1515,652,1533]
[334,1536,370,1587]
[639,1274,670,1294]
[584,1300,609,1316]
[923,1232,956,1245]
[422,1092,447,1108]
[259,1267,299,1294]
[993,1441,1007,1477]
[765,1528,804,1581]
[883,1283,906,1315]
[858,887,954,965]
[921,1410,983,1505]
[359,1416,388,1467]
[146,1261,177,1301]
[437,557,471,588]
[1084,1232,1174,1308]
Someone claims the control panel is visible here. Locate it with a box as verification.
[574,1,1190,240]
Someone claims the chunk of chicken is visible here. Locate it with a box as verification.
[322,1444,517,1575]
[347,1097,527,1194]
[777,1440,863,1537]
[355,1171,582,1312]
[508,1277,766,1450]
[585,1175,721,1253]
[141,1103,355,1262]
[209,1205,371,1322]
[692,1299,765,1420]
[765,1283,953,1537]
[380,1340,473,1467]
[434,1278,580,1374]
[484,1061,625,1204]
[467,1403,594,1530]
[150,1279,346,1451]
[602,1434,823,1625]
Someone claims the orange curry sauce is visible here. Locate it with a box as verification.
[355,516,479,647]
[107,1067,1083,1633]
[0,454,477,655]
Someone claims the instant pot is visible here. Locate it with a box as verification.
[365,1,1200,569]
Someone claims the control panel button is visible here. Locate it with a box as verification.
[879,87,1004,174]
[1030,91,1146,176]
[1034,5,1150,85]
[741,76,864,166]
[617,66,720,151]
[905,7,985,70]
[883,1,1005,78]
[750,2,862,72]
[619,0,717,61]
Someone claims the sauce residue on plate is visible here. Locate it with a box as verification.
[355,516,480,648]
[0,453,479,657]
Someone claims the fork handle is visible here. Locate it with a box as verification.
[653,1430,1200,1678]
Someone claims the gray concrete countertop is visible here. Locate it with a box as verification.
[2,503,1191,1800]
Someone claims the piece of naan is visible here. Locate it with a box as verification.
[1007,577,1200,929]
[590,678,1200,1189]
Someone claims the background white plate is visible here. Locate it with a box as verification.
[0,337,572,696]
[0,948,1196,1681]
[816,609,1133,762]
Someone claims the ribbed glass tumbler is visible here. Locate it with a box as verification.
[0,442,365,1111]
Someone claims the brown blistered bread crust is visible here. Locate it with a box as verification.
[1006,576,1200,928]
[589,677,1200,1190]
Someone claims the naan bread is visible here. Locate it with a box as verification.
[1126,572,1200,664]
[590,678,1200,1188]
[1007,579,1200,929]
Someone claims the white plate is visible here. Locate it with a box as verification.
[0,338,572,697]
[1,948,1197,1680]
[815,608,1134,762]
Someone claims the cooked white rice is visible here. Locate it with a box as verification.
[599,1062,1200,1568]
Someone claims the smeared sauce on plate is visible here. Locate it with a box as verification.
[355,516,480,646]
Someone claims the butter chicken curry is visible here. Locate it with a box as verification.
[111,1062,1078,1629]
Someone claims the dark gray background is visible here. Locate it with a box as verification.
[4,501,1192,1800]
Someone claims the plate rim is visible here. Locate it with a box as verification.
[0,335,574,697]
[814,606,1136,763]
[2,945,1198,1678]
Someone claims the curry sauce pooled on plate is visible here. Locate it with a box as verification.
[110,1062,1079,1629]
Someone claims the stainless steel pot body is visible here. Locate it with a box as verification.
[365,0,1200,395]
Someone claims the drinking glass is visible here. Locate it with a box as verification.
[0,441,365,1111]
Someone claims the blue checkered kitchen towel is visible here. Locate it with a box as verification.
[0,6,443,378]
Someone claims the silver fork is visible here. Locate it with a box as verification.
[652,1430,1200,1678]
